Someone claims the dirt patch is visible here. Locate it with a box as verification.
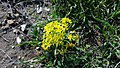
[0,28,38,68]
[0,0,51,68]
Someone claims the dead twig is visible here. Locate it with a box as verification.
[1,36,9,42]
[0,49,12,60]
[8,3,14,18]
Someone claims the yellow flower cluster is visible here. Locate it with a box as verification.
[41,18,78,50]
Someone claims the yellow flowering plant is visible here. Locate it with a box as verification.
[41,18,78,55]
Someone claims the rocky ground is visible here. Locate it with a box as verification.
[0,0,51,68]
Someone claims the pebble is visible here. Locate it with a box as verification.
[36,47,40,50]
[16,36,21,44]
[20,24,27,31]
[14,66,17,68]
[36,6,43,13]
[44,7,50,11]
[18,56,21,60]
[11,46,15,49]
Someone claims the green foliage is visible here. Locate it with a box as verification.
[50,0,120,67]
[20,0,120,67]
[18,20,45,47]
[39,18,79,67]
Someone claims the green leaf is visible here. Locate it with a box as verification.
[115,50,120,58]
[58,61,61,66]
[86,44,90,48]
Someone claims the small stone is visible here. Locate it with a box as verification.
[21,57,24,59]
[3,30,7,34]
[36,6,43,13]
[13,29,17,33]
[15,13,19,17]
[14,66,17,68]
[18,56,21,60]
[7,20,14,25]
[20,24,27,31]
[36,47,40,50]
[2,24,9,29]
[44,7,50,11]
[16,36,21,44]
[11,46,15,49]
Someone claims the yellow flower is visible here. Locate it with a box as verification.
[41,44,48,50]
[58,49,64,55]
[69,43,75,47]
[41,18,76,51]
[72,35,78,41]
[67,34,73,41]
[61,18,72,24]
[41,43,51,50]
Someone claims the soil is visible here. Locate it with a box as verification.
[0,31,37,68]
[0,0,51,68]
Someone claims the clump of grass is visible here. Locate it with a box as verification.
[50,0,120,67]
